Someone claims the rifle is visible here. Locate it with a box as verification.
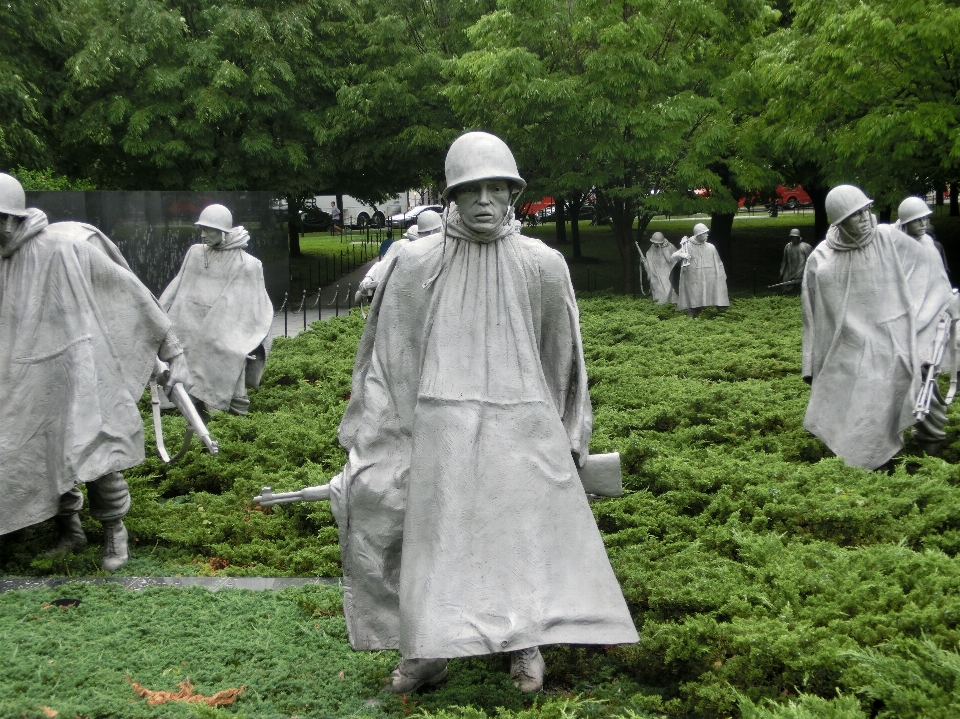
[634,242,648,297]
[253,453,625,508]
[767,279,802,289]
[150,358,219,462]
[914,305,959,421]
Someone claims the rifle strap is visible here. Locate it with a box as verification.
[149,380,171,463]
[947,317,958,406]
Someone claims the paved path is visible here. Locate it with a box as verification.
[270,258,377,339]
[0,576,340,593]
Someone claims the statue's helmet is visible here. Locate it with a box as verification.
[897,196,932,225]
[196,204,233,232]
[789,228,802,237]
[0,173,29,217]
[826,185,872,225]
[693,222,709,236]
[404,224,419,241]
[417,209,442,235]
[442,131,526,201]
[650,231,666,243]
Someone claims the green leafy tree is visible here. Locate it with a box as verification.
[0,0,71,172]
[56,0,353,255]
[449,0,777,292]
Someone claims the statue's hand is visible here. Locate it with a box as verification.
[164,354,189,388]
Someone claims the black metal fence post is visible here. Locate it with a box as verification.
[283,292,288,337]
[335,285,340,317]
[347,284,352,313]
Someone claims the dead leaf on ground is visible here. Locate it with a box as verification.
[126,676,246,707]
[41,707,58,717]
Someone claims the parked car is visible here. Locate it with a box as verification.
[540,202,597,223]
[389,204,443,229]
[738,186,812,212]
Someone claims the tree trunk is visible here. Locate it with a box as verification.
[287,195,303,257]
[936,185,944,208]
[878,206,892,223]
[567,194,584,259]
[606,198,637,295]
[806,183,830,242]
[709,212,734,269]
[555,200,567,243]
[951,183,959,217]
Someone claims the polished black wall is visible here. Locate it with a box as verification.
[24,191,289,305]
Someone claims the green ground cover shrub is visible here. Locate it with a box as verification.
[3,293,960,717]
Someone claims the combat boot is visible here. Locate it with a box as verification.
[510,646,545,692]
[382,658,448,693]
[101,519,129,572]
[44,514,88,557]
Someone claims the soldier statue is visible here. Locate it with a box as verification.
[0,173,188,570]
[802,185,957,467]
[158,204,273,416]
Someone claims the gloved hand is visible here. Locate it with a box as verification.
[164,353,190,388]
[948,289,960,321]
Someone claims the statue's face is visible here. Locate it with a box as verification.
[0,213,21,248]
[455,179,512,234]
[904,216,930,239]
[840,206,872,237]
[697,231,709,242]
[201,226,223,247]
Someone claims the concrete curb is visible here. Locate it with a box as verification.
[0,576,341,593]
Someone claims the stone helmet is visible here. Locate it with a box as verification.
[789,228,802,237]
[650,231,666,244]
[0,173,29,217]
[826,185,872,225]
[897,196,932,225]
[693,222,709,236]
[417,209,442,235]
[442,131,526,201]
[196,204,233,233]
[404,224,419,241]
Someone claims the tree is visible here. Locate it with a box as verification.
[0,0,71,172]
[56,0,354,255]
[449,0,777,292]
[754,0,960,236]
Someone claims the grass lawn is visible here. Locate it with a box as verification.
[3,292,960,718]
[289,229,391,295]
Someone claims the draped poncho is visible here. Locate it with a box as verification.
[329,210,638,659]
[801,221,953,469]
[0,213,170,535]
[644,241,679,304]
[779,241,813,284]
[159,231,273,414]
[673,237,729,311]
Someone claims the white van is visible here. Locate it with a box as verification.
[313,194,404,228]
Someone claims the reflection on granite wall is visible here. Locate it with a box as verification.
[24,191,289,306]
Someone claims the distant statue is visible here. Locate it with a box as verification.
[671,222,729,317]
[0,173,189,571]
[159,204,273,416]
[777,228,812,293]
[895,196,949,277]
[355,211,443,305]
[281,132,638,694]
[641,231,678,304]
[802,184,957,468]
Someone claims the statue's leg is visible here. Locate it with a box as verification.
[382,657,448,694]
[86,471,132,572]
[229,372,250,415]
[913,384,948,456]
[44,489,88,557]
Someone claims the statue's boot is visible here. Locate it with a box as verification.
[382,658,448,693]
[510,647,545,693]
[44,514,88,558]
[101,519,129,572]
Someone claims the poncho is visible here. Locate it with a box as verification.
[644,241,679,304]
[329,209,638,659]
[801,220,953,469]
[673,238,729,311]
[0,212,171,535]
[159,231,273,414]
[779,241,812,283]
